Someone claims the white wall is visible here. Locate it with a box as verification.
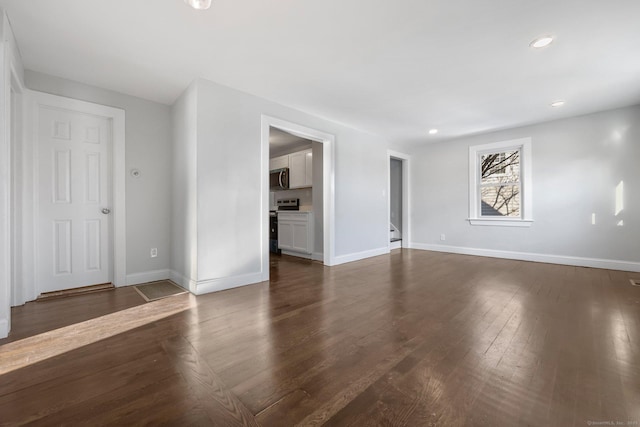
[312,141,324,256]
[410,105,640,271]
[171,78,394,294]
[170,82,198,291]
[0,9,24,337]
[24,71,173,283]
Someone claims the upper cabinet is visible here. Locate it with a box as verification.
[269,155,289,171]
[289,149,313,189]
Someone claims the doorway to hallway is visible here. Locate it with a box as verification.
[389,158,402,249]
[388,151,410,251]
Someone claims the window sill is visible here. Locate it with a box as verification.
[467,218,533,227]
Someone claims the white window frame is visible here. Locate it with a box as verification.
[468,137,533,227]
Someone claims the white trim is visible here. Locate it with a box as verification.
[469,137,532,226]
[111,106,126,288]
[126,269,172,286]
[1,12,25,337]
[282,250,325,261]
[28,90,126,297]
[0,319,7,338]
[468,219,533,227]
[170,269,197,294]
[387,150,411,250]
[261,116,336,275]
[281,250,312,260]
[194,272,264,295]
[9,68,25,307]
[390,240,402,250]
[409,242,640,272]
[332,246,389,266]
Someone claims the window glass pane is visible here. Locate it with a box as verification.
[481,185,521,217]
[481,150,520,185]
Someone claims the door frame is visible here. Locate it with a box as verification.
[28,90,126,299]
[9,69,24,307]
[1,60,24,337]
[260,115,336,279]
[387,150,411,250]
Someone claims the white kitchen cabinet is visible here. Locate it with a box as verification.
[269,155,289,171]
[278,212,313,255]
[288,149,312,189]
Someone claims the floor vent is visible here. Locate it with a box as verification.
[631,279,640,287]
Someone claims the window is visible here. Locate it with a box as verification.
[480,150,520,217]
[468,138,532,227]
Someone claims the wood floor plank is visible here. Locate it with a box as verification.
[1,250,638,425]
[161,335,259,426]
[0,350,176,424]
[0,287,145,344]
[0,294,194,376]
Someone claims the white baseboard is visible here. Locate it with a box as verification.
[281,250,312,260]
[0,318,8,339]
[283,251,324,262]
[331,246,389,266]
[126,269,172,286]
[409,242,640,272]
[390,240,402,250]
[194,271,264,295]
[170,270,197,294]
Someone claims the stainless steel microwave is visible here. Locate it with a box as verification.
[270,168,289,190]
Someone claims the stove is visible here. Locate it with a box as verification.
[276,198,300,211]
[270,199,300,254]
[269,212,279,254]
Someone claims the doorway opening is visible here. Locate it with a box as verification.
[388,151,410,251]
[260,116,335,281]
[389,158,402,249]
[268,127,323,260]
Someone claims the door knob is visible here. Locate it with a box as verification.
[101,208,111,214]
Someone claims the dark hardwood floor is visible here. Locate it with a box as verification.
[0,250,639,426]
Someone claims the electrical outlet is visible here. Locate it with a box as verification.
[150,248,158,258]
[440,234,446,241]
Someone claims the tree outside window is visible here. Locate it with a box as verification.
[480,150,521,217]
[468,137,532,227]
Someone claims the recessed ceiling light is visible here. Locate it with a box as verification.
[428,129,438,135]
[529,35,554,49]
[184,0,211,10]
[550,100,565,107]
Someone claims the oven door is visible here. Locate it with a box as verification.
[269,168,289,190]
[269,213,280,253]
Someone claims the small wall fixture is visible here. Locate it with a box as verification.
[428,129,438,135]
[184,0,211,10]
[550,100,565,108]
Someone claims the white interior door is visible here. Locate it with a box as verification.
[37,106,112,294]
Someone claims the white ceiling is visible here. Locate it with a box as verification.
[269,127,311,155]
[2,0,640,144]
